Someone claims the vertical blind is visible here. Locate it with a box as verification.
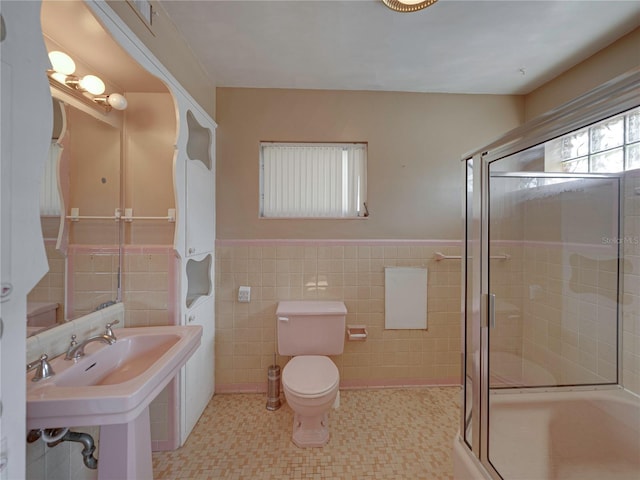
[260,143,367,218]
[40,142,62,216]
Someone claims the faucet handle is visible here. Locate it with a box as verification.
[105,319,120,340]
[27,354,55,382]
[64,335,78,360]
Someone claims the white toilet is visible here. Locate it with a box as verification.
[276,300,346,448]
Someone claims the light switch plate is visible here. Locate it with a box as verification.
[238,286,251,303]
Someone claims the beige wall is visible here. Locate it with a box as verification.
[216,88,524,240]
[123,92,176,245]
[107,0,216,119]
[524,27,640,121]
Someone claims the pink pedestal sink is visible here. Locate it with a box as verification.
[27,325,203,480]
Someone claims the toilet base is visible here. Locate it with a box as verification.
[291,412,330,448]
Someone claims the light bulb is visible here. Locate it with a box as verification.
[79,75,105,95]
[107,93,128,111]
[50,72,68,84]
[48,51,75,75]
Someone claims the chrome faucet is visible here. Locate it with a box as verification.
[27,354,55,382]
[65,334,116,361]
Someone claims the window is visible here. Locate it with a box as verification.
[546,107,640,173]
[259,142,367,218]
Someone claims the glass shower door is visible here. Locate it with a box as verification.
[463,158,479,452]
[484,151,621,477]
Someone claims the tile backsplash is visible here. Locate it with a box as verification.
[26,303,124,364]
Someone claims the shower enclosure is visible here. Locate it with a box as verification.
[454,69,640,480]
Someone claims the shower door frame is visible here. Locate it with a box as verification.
[460,67,640,480]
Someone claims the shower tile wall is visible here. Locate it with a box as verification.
[487,244,525,386]
[521,242,618,386]
[215,241,462,391]
[623,171,640,395]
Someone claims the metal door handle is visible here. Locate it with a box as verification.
[488,293,496,329]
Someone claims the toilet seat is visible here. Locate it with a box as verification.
[282,355,339,399]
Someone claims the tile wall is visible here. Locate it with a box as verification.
[215,241,462,392]
[520,242,618,386]
[67,246,119,318]
[121,247,177,329]
[488,244,526,386]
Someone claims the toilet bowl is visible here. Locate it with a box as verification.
[282,355,339,448]
[276,300,347,448]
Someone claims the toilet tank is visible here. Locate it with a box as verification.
[277,301,347,356]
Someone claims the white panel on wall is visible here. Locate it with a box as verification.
[384,267,428,329]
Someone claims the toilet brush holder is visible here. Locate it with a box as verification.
[266,364,281,411]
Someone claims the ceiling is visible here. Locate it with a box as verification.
[158,0,640,95]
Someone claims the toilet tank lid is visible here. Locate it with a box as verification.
[276,301,347,316]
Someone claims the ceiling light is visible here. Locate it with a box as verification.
[382,0,438,13]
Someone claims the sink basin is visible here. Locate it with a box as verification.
[27,325,202,430]
[54,333,181,387]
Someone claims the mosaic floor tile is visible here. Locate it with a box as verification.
[153,387,461,479]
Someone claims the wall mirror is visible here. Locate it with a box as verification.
[27,0,174,336]
[26,95,123,336]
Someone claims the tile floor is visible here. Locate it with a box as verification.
[153,386,461,479]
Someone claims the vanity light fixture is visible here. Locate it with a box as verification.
[47,50,127,111]
[382,0,438,13]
